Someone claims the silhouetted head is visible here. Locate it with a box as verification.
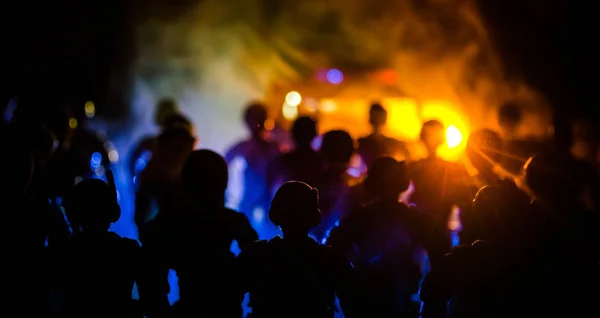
[269,181,321,237]
[498,102,522,133]
[181,149,228,204]
[420,120,445,155]
[291,116,318,149]
[522,151,583,209]
[244,102,268,137]
[320,130,354,165]
[365,157,410,202]
[161,113,194,135]
[369,102,387,131]
[466,179,531,244]
[467,129,503,175]
[68,179,121,233]
[155,98,179,127]
[157,126,195,159]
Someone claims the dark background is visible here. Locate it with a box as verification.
[2,0,598,142]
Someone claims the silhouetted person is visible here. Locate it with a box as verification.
[523,151,600,262]
[313,130,356,242]
[225,103,280,236]
[135,126,195,235]
[54,173,141,317]
[7,124,70,243]
[129,98,188,190]
[409,120,470,268]
[237,182,356,318]
[358,102,410,168]
[1,137,54,316]
[328,157,424,318]
[139,150,258,318]
[421,180,549,318]
[267,116,324,197]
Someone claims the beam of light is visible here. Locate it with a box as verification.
[446,125,463,148]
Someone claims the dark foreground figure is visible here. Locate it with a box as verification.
[237,181,356,318]
[53,174,141,318]
[140,149,258,318]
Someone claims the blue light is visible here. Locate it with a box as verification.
[3,98,17,122]
[90,152,102,169]
[134,150,153,174]
[326,69,343,84]
[134,158,147,173]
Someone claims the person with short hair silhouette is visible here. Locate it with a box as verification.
[225,102,280,237]
[139,150,258,318]
[357,102,411,169]
[237,181,356,318]
[129,98,189,191]
[312,130,357,242]
[267,116,324,198]
[135,126,195,236]
[328,157,425,318]
[421,180,547,318]
[54,171,141,318]
[409,120,471,268]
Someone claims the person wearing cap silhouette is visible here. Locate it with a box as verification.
[236,181,356,318]
[53,173,142,317]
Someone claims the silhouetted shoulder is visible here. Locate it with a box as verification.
[237,239,270,264]
[319,244,351,269]
[224,207,253,224]
[224,141,247,162]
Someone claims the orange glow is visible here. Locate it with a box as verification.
[421,100,469,161]
[264,119,275,131]
[293,96,469,162]
[446,125,463,148]
[385,98,421,140]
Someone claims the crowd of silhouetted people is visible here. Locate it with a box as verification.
[1,97,599,318]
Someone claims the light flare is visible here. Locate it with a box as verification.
[446,125,463,148]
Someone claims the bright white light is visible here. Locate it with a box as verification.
[108,150,120,163]
[320,100,337,113]
[282,103,299,120]
[446,125,463,148]
[285,91,302,107]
